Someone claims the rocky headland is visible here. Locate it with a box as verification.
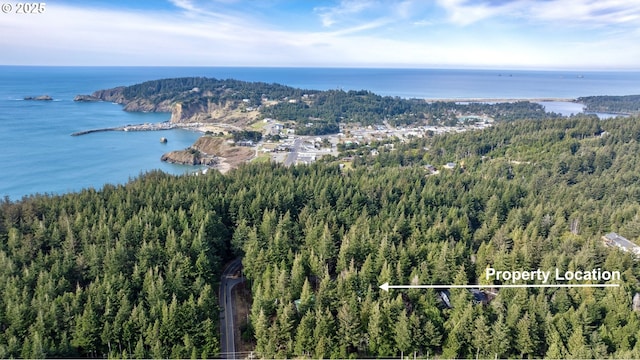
[75,86,175,112]
[77,76,639,173]
[88,87,127,103]
[161,136,254,172]
[74,78,268,126]
[73,95,102,102]
[161,148,217,166]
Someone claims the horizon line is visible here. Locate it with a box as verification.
[1,64,640,72]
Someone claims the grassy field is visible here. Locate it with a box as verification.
[249,121,266,131]
[251,153,272,163]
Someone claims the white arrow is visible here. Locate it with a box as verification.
[379,282,620,292]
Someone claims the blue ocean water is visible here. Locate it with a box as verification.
[2,66,640,200]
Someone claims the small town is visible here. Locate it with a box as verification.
[187,113,494,169]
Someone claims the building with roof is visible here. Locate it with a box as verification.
[602,232,640,257]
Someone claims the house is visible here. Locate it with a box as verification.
[425,164,439,175]
[469,289,489,305]
[439,291,452,308]
[236,140,254,147]
[444,162,456,169]
[602,232,640,257]
[269,123,284,136]
[437,289,490,308]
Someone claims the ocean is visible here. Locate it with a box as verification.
[2,66,640,200]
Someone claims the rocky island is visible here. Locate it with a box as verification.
[24,95,53,101]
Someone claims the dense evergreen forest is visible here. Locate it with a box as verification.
[119,77,313,106]
[3,114,640,358]
[577,95,640,115]
[260,90,558,130]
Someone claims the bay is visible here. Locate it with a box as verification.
[2,66,640,200]
[537,101,585,116]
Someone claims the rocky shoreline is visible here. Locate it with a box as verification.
[75,87,177,115]
[160,148,218,166]
[160,136,254,172]
[73,94,101,102]
[74,84,242,124]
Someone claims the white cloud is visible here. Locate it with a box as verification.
[314,0,376,27]
[1,1,639,69]
[169,0,198,12]
[323,18,393,36]
[436,0,505,26]
[0,5,270,65]
[436,0,640,27]
[529,0,640,26]
[412,19,434,27]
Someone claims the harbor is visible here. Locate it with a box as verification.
[70,121,203,136]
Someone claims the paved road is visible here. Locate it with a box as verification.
[284,138,303,166]
[219,259,244,359]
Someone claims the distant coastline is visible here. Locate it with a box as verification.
[70,75,637,179]
[426,97,575,103]
[4,66,640,200]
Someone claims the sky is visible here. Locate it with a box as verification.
[1,0,640,69]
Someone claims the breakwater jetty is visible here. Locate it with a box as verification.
[71,122,179,136]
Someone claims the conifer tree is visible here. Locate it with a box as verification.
[293,312,315,357]
[490,314,511,358]
[394,309,412,356]
[472,312,491,359]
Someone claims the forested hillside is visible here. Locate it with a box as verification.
[244,114,640,359]
[0,174,230,358]
[3,114,640,358]
[260,90,556,130]
[119,77,311,106]
[577,95,640,115]
[86,77,562,134]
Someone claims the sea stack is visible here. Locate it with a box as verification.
[24,95,53,101]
